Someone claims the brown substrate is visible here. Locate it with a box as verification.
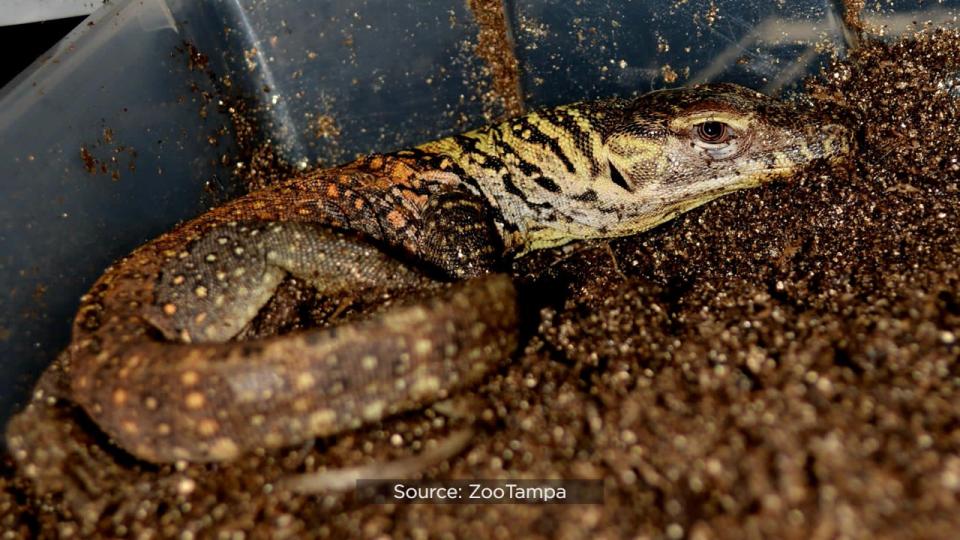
[3,29,960,539]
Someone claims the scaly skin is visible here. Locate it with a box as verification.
[6,84,851,471]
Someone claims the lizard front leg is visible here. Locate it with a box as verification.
[416,188,504,278]
[144,222,436,343]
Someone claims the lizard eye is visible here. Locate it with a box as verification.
[694,121,733,144]
[689,121,742,160]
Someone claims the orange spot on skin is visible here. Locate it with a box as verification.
[181,371,199,386]
[387,161,418,183]
[198,419,219,436]
[163,303,177,316]
[113,388,128,405]
[326,184,339,198]
[185,392,205,409]
[387,210,406,229]
[354,198,364,209]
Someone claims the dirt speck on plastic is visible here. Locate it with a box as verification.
[466,0,526,119]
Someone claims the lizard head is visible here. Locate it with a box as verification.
[515,83,853,252]
[596,82,853,235]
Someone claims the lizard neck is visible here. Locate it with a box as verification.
[413,98,628,256]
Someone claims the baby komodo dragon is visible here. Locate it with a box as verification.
[7,84,851,481]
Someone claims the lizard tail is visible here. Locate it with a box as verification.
[73,274,518,463]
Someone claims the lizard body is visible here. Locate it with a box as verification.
[7,83,851,468]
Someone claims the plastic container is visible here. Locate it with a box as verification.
[0,0,99,26]
[1,0,957,435]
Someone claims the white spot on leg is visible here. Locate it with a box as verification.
[411,376,441,397]
[362,400,386,422]
[308,409,337,433]
[295,372,316,390]
[414,339,433,355]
